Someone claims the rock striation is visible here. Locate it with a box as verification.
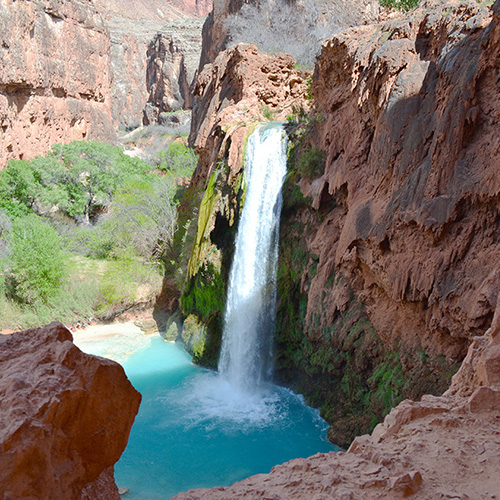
[0,322,141,500]
[309,0,500,360]
[143,18,205,125]
[0,0,115,168]
[94,0,210,129]
[173,295,500,499]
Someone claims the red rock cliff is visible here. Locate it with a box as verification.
[310,0,500,360]
[0,322,141,500]
[0,0,116,168]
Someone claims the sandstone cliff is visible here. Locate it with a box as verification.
[0,322,141,499]
[94,0,210,129]
[173,295,500,499]
[143,18,205,125]
[0,0,115,167]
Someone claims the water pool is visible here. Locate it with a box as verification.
[75,330,337,499]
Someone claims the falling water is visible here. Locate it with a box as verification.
[218,123,288,392]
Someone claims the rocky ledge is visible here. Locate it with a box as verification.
[174,295,500,499]
[0,322,141,500]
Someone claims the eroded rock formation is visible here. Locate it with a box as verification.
[0,322,141,500]
[180,0,500,446]
[173,295,500,499]
[94,0,210,129]
[270,0,500,444]
[143,18,205,125]
[0,0,115,167]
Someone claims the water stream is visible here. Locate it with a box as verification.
[73,124,338,499]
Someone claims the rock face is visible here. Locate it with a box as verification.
[199,0,381,70]
[0,0,115,168]
[0,322,141,500]
[190,42,310,184]
[94,0,210,129]
[173,297,500,499]
[143,18,205,125]
[268,0,500,445]
[310,0,500,359]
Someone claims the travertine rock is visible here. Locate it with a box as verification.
[0,0,116,167]
[190,43,309,186]
[308,0,500,360]
[173,297,500,499]
[0,322,141,500]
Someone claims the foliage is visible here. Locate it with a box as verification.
[379,0,420,11]
[260,104,274,121]
[156,141,198,178]
[100,175,178,261]
[296,147,326,180]
[6,214,67,304]
[0,141,151,223]
[97,252,162,316]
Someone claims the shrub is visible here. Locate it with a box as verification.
[380,0,420,11]
[7,214,67,304]
[156,141,198,178]
[0,141,152,224]
[297,147,326,180]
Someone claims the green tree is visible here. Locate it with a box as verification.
[156,141,198,178]
[7,214,67,304]
[50,141,151,223]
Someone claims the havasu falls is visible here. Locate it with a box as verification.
[2,0,500,498]
[74,124,336,499]
[219,124,287,391]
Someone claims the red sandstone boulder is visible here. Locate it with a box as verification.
[0,322,141,500]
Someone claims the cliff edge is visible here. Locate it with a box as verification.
[0,322,141,500]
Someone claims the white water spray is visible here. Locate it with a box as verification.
[218,124,288,393]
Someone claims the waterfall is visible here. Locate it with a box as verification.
[218,123,287,393]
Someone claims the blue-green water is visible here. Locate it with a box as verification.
[79,334,336,499]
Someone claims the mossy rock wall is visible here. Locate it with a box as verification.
[179,132,248,367]
[274,124,460,448]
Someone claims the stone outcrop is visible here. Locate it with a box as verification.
[173,296,500,499]
[0,0,115,168]
[190,42,309,185]
[143,18,205,125]
[308,0,500,359]
[94,0,210,129]
[0,322,141,500]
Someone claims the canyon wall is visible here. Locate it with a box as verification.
[0,0,115,168]
[0,322,141,499]
[0,0,210,166]
[181,0,500,447]
[94,0,210,129]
